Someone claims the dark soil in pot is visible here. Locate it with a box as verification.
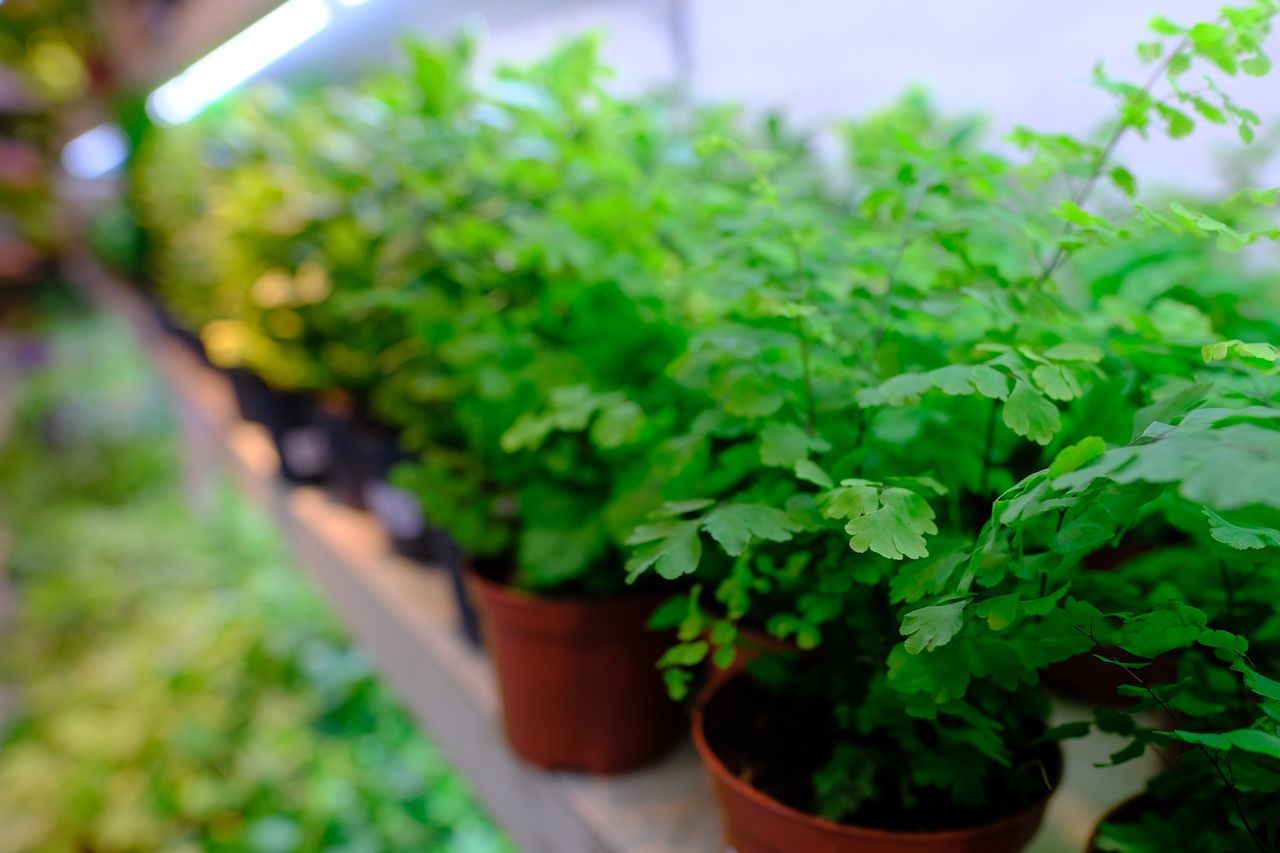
[226,368,275,425]
[468,564,682,774]
[258,390,329,485]
[693,673,1060,853]
[359,439,455,566]
[309,394,365,509]
[148,300,206,363]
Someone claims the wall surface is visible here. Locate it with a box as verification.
[129,0,1279,191]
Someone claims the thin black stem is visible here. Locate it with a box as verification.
[1075,626,1266,852]
[1031,33,1194,290]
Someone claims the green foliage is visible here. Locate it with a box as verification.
[127,2,1280,837]
[0,311,509,853]
[0,0,99,251]
[900,361,1280,848]
[619,0,1280,831]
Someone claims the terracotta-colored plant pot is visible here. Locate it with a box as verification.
[468,571,682,773]
[693,675,1059,853]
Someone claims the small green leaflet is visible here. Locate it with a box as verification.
[1168,201,1250,252]
[759,421,829,468]
[856,363,1010,407]
[500,386,643,451]
[975,594,1019,631]
[1043,343,1104,364]
[703,503,803,556]
[590,398,646,449]
[721,372,785,417]
[822,479,940,560]
[901,600,967,653]
[1203,508,1280,550]
[625,520,702,581]
[1201,339,1279,364]
[794,458,833,488]
[1200,629,1248,655]
[1031,363,1083,401]
[889,547,968,603]
[1003,382,1061,445]
[1054,200,1123,234]
[976,585,1070,630]
[1049,436,1107,478]
[626,500,804,580]
[1130,381,1210,442]
[657,640,708,668]
[1155,103,1194,139]
[1239,665,1280,702]
[1166,728,1280,759]
[1119,602,1207,659]
[1109,166,1137,197]
[1056,408,1280,511]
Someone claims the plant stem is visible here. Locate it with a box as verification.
[788,234,818,434]
[978,398,999,498]
[869,186,927,356]
[798,331,816,433]
[1075,627,1266,852]
[1218,559,1251,721]
[1031,33,1194,289]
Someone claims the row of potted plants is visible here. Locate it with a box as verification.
[114,4,1280,850]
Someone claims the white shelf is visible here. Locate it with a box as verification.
[70,260,1157,853]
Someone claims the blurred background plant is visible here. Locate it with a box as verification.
[0,288,510,853]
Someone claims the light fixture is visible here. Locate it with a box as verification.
[146,0,333,125]
[61,123,128,179]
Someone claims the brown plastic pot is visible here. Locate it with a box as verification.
[468,571,682,774]
[693,674,1059,853]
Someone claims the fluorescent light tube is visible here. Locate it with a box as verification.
[61,123,128,179]
[146,0,332,125]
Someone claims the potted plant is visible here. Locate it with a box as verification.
[133,41,480,493]
[380,38,729,772]
[937,362,1280,851]
[629,4,1276,848]
[880,6,1280,850]
[627,102,1066,851]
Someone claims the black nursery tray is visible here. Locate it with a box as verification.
[68,257,1150,853]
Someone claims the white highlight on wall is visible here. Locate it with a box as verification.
[145,0,335,125]
[61,123,129,179]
